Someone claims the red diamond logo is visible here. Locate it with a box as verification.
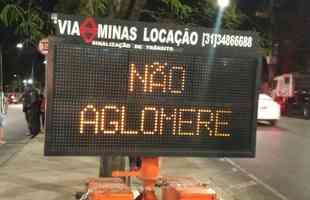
[80,17,98,44]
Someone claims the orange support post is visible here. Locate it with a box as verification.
[109,157,218,200]
[112,157,159,200]
[138,157,159,200]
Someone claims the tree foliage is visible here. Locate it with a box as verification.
[162,0,192,19]
[238,0,273,53]
[74,0,193,21]
[221,2,245,29]
[79,0,109,17]
[180,0,244,29]
[0,0,46,45]
[0,0,272,52]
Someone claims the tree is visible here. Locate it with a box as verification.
[54,0,192,22]
[1,0,270,46]
[0,1,51,96]
[237,0,272,55]
[0,0,48,45]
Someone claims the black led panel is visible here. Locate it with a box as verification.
[45,37,260,157]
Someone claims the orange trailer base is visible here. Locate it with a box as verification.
[87,178,133,200]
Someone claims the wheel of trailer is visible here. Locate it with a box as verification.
[303,105,310,120]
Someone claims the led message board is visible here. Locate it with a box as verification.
[45,14,260,157]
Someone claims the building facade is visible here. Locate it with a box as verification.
[272,0,310,74]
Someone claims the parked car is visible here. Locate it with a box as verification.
[257,94,281,125]
[7,92,18,104]
[285,91,310,119]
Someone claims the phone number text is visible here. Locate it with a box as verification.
[201,33,253,48]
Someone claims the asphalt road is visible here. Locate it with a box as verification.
[231,118,310,200]
[1,105,309,199]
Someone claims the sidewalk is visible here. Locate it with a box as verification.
[0,135,99,199]
[0,134,285,200]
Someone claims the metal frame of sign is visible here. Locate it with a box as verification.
[45,14,261,157]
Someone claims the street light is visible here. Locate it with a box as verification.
[16,43,23,49]
[27,79,33,85]
[217,0,230,9]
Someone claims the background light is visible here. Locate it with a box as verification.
[16,43,23,49]
[27,79,33,84]
[217,0,230,9]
